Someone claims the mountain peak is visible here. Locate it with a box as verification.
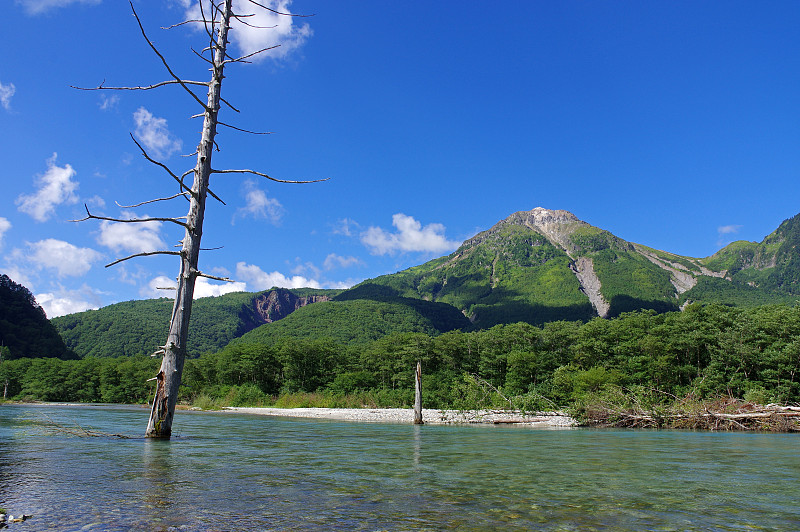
[524,207,580,224]
[502,207,587,253]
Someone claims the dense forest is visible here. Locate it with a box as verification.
[4,304,799,417]
[0,274,75,360]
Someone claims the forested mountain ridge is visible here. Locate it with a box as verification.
[701,212,800,294]
[354,208,799,327]
[51,288,339,358]
[0,274,75,360]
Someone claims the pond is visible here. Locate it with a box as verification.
[1,404,799,530]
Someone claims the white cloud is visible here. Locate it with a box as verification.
[0,218,10,249]
[0,81,15,111]
[233,180,284,224]
[323,253,363,270]
[27,239,102,277]
[97,213,165,254]
[133,107,182,159]
[333,218,359,237]
[236,261,320,290]
[16,153,79,222]
[140,274,247,299]
[36,284,103,318]
[15,0,101,15]
[181,0,312,62]
[291,260,321,279]
[99,94,119,111]
[141,275,176,299]
[718,225,742,235]
[361,213,460,256]
[193,277,248,298]
[717,224,743,247]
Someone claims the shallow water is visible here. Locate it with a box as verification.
[1,404,799,531]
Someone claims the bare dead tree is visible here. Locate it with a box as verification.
[73,0,323,438]
[413,360,424,425]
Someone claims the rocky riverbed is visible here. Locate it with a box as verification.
[223,407,576,427]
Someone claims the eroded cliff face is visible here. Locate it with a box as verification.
[570,256,610,318]
[252,289,331,323]
[236,288,332,335]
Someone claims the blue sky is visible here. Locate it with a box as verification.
[2,0,799,317]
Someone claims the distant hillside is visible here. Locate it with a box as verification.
[0,274,74,360]
[51,288,339,358]
[233,296,470,347]
[52,208,800,357]
[701,212,800,295]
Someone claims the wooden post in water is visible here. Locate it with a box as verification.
[414,360,424,425]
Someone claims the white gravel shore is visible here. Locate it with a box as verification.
[223,407,577,427]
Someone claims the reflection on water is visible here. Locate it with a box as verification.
[1,403,800,531]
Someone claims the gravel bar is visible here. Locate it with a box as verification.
[223,407,576,427]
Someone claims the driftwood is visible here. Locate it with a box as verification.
[584,396,800,432]
[35,415,133,439]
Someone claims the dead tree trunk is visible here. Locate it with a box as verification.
[74,1,323,439]
[145,0,232,439]
[414,360,424,425]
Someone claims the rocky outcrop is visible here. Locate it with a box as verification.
[512,207,585,253]
[236,288,331,335]
[635,246,698,294]
[252,288,331,323]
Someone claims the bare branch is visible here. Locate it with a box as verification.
[207,187,227,205]
[230,13,278,29]
[244,0,314,17]
[191,47,214,65]
[220,96,241,113]
[224,44,280,64]
[129,134,195,198]
[129,1,209,110]
[211,168,329,183]
[195,271,235,282]
[71,79,208,91]
[115,192,190,208]
[217,121,273,135]
[179,168,227,205]
[105,250,182,268]
[161,20,208,30]
[72,204,189,228]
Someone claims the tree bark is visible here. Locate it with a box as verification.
[413,360,424,425]
[145,0,232,439]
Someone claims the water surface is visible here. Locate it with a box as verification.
[1,404,798,531]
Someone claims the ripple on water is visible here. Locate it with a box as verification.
[2,405,800,531]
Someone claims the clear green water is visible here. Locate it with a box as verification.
[1,404,799,531]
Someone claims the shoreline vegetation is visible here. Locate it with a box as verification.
[6,394,800,431]
[5,304,800,433]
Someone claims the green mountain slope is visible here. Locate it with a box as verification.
[233,297,470,347]
[358,221,595,327]
[0,274,75,360]
[702,212,800,295]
